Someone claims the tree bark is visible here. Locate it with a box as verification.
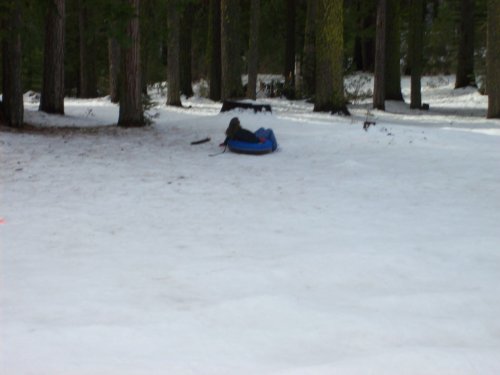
[78,0,98,98]
[455,0,476,88]
[108,37,121,103]
[360,2,376,72]
[221,0,243,100]
[409,0,424,109]
[313,0,347,114]
[166,0,182,106]
[118,0,144,127]
[1,0,23,127]
[302,0,316,98]
[487,0,500,118]
[373,0,386,110]
[246,0,260,100]
[385,0,403,101]
[284,0,295,89]
[180,3,194,98]
[39,0,65,114]
[207,0,221,101]
[140,0,154,95]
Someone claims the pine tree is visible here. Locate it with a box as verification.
[39,0,65,114]
[246,0,260,100]
[352,0,375,72]
[373,0,387,110]
[409,0,424,109]
[118,0,144,127]
[221,0,243,99]
[385,0,403,101]
[283,0,295,94]
[207,0,221,101]
[302,0,316,98]
[455,0,476,88]
[486,0,500,118]
[166,0,181,106]
[314,0,346,114]
[108,37,121,103]
[180,3,194,98]
[78,0,98,98]
[1,0,23,127]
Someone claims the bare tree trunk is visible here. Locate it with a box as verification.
[352,0,375,72]
[313,0,347,114]
[140,0,154,95]
[221,0,243,99]
[40,0,65,114]
[118,0,144,127]
[455,0,476,88]
[1,0,23,127]
[284,0,295,91]
[78,0,97,98]
[358,0,376,72]
[108,37,121,103]
[302,0,317,98]
[208,0,221,101]
[409,0,424,109]
[385,0,403,101]
[246,0,260,100]
[180,3,194,98]
[352,0,363,71]
[487,0,500,118]
[166,0,181,106]
[373,0,386,110]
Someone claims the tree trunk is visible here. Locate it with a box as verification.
[373,0,387,110]
[455,0,476,88]
[118,0,144,127]
[39,0,65,114]
[352,0,363,71]
[166,0,181,106]
[487,0,500,118]
[1,0,23,127]
[140,0,154,95]
[302,0,316,98]
[221,0,243,100]
[246,0,260,100]
[352,0,375,72]
[108,37,121,103]
[313,0,347,114]
[284,0,295,89]
[180,3,194,98]
[409,0,424,109]
[207,0,221,101]
[385,0,403,101]
[78,0,98,98]
[361,14,376,72]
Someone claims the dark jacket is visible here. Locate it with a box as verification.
[223,128,260,145]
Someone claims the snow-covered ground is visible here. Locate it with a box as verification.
[1,76,500,374]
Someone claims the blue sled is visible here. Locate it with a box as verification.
[227,128,278,155]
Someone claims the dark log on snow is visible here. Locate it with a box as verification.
[220,100,272,113]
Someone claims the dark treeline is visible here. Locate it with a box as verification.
[1,0,499,128]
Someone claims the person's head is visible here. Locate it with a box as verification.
[225,117,241,139]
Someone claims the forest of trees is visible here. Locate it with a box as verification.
[1,0,499,128]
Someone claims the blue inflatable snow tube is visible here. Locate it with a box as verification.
[227,128,278,155]
[227,139,274,155]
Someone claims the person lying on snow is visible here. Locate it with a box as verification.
[220,117,278,151]
[220,117,260,146]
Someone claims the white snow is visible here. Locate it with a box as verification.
[1,76,500,374]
